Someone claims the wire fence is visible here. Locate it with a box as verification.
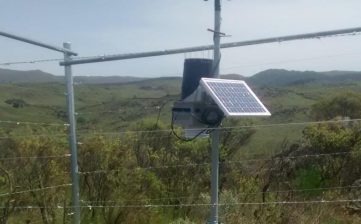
[1,27,361,222]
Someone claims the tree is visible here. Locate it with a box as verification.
[0,135,69,224]
[311,92,361,120]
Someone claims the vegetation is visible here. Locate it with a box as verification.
[1,69,361,223]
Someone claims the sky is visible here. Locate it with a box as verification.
[0,0,361,77]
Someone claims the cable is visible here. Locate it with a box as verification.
[171,115,208,142]
[155,98,177,127]
[171,121,218,141]
[170,100,225,142]
[0,183,72,197]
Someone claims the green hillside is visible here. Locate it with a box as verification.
[1,69,360,156]
[0,68,145,84]
[0,68,59,83]
[248,69,361,87]
[2,68,361,153]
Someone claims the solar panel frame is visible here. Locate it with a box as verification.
[200,78,271,117]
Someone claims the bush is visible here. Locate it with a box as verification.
[4,98,27,108]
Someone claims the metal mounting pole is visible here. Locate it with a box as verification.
[63,42,81,224]
[209,0,221,223]
[212,0,221,77]
[0,30,77,56]
[210,129,220,224]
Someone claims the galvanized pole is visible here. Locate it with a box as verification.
[63,42,81,224]
[212,0,221,77]
[0,30,77,56]
[210,0,221,223]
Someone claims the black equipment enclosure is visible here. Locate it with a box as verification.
[181,58,213,99]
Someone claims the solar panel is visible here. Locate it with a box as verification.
[200,78,271,117]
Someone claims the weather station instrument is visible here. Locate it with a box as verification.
[172,69,271,139]
[171,1,271,223]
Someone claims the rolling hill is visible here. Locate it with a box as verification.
[1,67,361,155]
[0,68,145,84]
[2,67,361,86]
[248,69,361,87]
[0,68,59,83]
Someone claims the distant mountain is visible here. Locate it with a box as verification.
[0,68,145,84]
[247,69,361,87]
[74,76,145,84]
[221,74,246,80]
[2,67,361,87]
[0,68,59,83]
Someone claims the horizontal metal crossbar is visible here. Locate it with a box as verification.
[0,31,78,56]
[60,26,361,66]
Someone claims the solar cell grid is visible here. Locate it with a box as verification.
[200,78,271,116]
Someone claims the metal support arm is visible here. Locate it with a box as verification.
[0,30,78,56]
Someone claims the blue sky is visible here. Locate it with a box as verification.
[1,0,361,77]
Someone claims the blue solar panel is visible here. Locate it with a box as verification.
[200,78,271,116]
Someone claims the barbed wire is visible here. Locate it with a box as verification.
[77,150,356,175]
[0,183,72,197]
[80,184,361,204]
[0,154,71,161]
[0,148,351,179]
[0,120,69,127]
[3,198,361,209]
[226,151,351,164]
[76,118,361,136]
[0,131,173,140]
[78,162,210,175]
[73,118,361,143]
[0,133,67,140]
[0,118,354,139]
